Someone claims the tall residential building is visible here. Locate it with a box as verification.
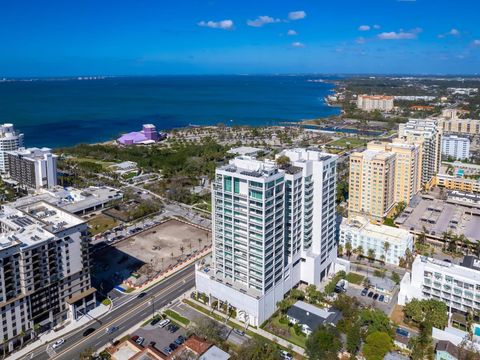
[348,149,396,223]
[339,217,414,265]
[195,149,339,326]
[399,256,480,316]
[367,140,421,204]
[0,124,24,174]
[0,200,94,349]
[441,135,470,160]
[398,119,442,188]
[356,95,394,112]
[6,147,58,190]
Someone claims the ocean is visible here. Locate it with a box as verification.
[0,75,340,149]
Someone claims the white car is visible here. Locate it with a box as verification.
[52,338,65,349]
[280,350,293,360]
[159,319,171,328]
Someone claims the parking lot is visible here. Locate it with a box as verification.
[132,320,187,356]
[346,284,399,315]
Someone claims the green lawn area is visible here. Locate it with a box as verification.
[346,272,365,285]
[264,314,306,348]
[88,214,119,236]
[165,309,190,326]
[327,137,366,149]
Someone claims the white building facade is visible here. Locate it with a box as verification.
[6,147,58,189]
[195,149,339,326]
[442,135,470,160]
[0,124,24,174]
[339,217,413,265]
[398,256,480,315]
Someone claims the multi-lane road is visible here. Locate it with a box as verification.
[22,264,196,360]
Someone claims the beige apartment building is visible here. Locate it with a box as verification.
[349,149,396,223]
[439,118,480,136]
[398,119,442,188]
[356,95,394,112]
[367,140,421,204]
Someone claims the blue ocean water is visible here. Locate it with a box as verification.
[0,75,340,148]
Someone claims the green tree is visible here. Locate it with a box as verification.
[79,347,95,360]
[276,155,291,167]
[234,338,281,360]
[409,323,434,360]
[276,299,290,315]
[356,245,364,258]
[305,325,342,360]
[391,271,401,285]
[360,308,393,337]
[403,299,448,329]
[363,332,393,360]
[345,242,353,259]
[346,321,361,356]
[367,248,375,262]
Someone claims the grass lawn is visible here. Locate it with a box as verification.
[264,314,306,348]
[346,272,365,285]
[165,309,190,326]
[327,137,366,149]
[88,214,119,236]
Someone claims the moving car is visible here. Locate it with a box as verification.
[52,339,65,349]
[233,329,245,336]
[82,328,96,337]
[106,326,119,334]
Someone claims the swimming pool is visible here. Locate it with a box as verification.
[474,324,480,336]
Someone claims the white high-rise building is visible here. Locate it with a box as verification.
[195,149,339,325]
[0,124,24,173]
[442,135,470,160]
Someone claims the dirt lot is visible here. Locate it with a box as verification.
[92,219,210,291]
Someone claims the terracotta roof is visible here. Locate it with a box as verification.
[184,335,212,355]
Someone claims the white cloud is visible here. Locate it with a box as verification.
[448,28,460,36]
[288,11,306,20]
[356,37,366,44]
[247,15,280,27]
[373,24,381,29]
[291,41,305,48]
[287,29,297,36]
[358,25,370,31]
[473,40,480,46]
[378,27,422,40]
[198,19,234,30]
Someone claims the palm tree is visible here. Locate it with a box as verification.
[448,235,458,253]
[367,248,375,262]
[383,242,390,262]
[337,244,344,257]
[345,242,353,259]
[198,237,203,249]
[442,231,451,252]
[356,245,364,259]
[380,254,386,264]
[180,246,185,255]
[417,227,427,245]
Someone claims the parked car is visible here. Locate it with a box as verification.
[131,335,139,342]
[174,336,186,345]
[361,288,369,296]
[149,341,156,347]
[169,343,178,350]
[163,347,172,355]
[169,324,179,333]
[379,295,385,302]
[52,339,65,349]
[367,291,374,298]
[136,337,145,346]
[159,319,170,328]
[280,350,293,360]
[83,328,96,337]
[373,293,379,300]
[233,329,245,336]
[384,295,390,303]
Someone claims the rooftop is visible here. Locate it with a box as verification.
[218,156,279,179]
[416,256,480,283]
[227,146,263,156]
[198,346,230,360]
[341,217,412,245]
[286,300,341,330]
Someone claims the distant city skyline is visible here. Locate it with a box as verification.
[1,0,479,76]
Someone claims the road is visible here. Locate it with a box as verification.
[21,264,196,360]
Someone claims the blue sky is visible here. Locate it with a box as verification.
[1,0,479,76]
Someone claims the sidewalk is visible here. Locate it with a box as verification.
[10,303,110,360]
[184,298,305,356]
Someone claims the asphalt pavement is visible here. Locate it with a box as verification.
[20,264,196,360]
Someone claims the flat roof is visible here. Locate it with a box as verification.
[342,217,411,244]
[227,146,263,156]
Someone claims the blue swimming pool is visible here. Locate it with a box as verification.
[474,325,480,336]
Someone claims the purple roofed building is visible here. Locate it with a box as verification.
[117,124,163,145]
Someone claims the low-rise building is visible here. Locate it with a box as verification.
[442,135,470,160]
[357,95,394,112]
[434,173,480,194]
[117,124,165,145]
[399,256,480,315]
[339,217,414,265]
[5,147,57,190]
[109,161,138,175]
[286,300,341,336]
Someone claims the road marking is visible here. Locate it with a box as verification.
[51,273,195,359]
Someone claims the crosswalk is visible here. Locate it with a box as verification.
[45,345,56,358]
